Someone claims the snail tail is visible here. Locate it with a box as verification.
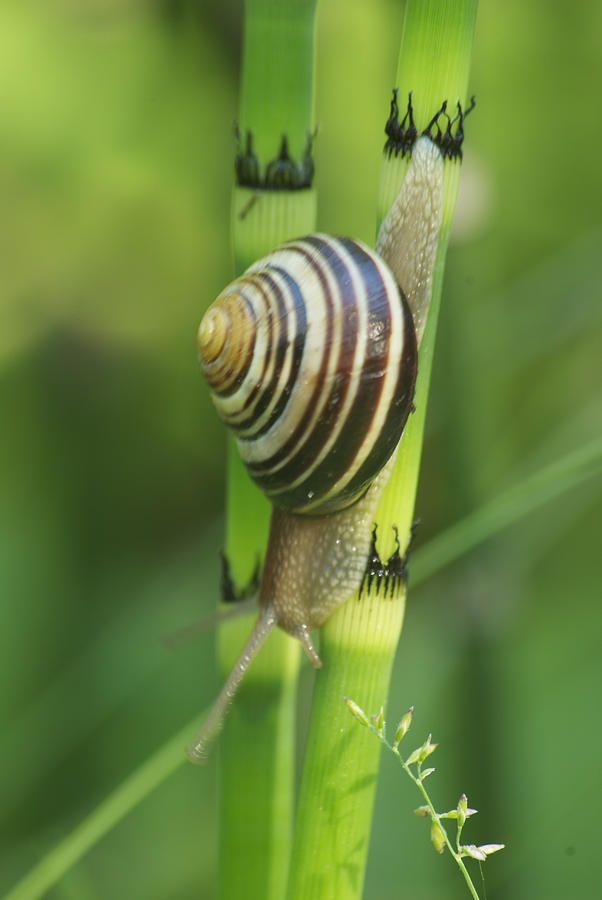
[186,605,277,764]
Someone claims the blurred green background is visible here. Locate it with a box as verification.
[1,1,601,898]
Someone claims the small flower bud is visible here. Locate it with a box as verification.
[418,734,438,764]
[393,707,413,748]
[405,746,422,766]
[463,844,487,861]
[371,706,385,733]
[420,767,435,779]
[430,821,446,854]
[439,809,458,820]
[477,843,505,856]
[344,697,369,727]
[414,805,430,817]
[457,793,468,827]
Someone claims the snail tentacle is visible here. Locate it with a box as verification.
[289,623,323,669]
[187,605,277,764]
[162,597,258,651]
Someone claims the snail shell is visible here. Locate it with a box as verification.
[198,234,417,516]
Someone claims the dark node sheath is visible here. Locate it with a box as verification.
[234,126,316,191]
[383,91,476,160]
[359,520,420,599]
[384,90,418,159]
[220,550,261,604]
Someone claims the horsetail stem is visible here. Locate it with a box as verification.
[219,3,318,899]
[287,3,477,897]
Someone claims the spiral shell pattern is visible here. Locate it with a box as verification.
[198,234,417,516]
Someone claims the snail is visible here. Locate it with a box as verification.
[188,136,443,762]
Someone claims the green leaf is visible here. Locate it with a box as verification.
[3,717,196,900]
[412,434,602,586]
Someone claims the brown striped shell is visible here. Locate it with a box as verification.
[198,234,417,517]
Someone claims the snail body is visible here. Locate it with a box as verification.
[189,136,443,761]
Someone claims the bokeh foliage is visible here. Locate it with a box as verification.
[1,1,601,898]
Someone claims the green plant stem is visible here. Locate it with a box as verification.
[218,2,318,898]
[398,757,481,900]
[238,0,317,164]
[287,591,405,899]
[218,611,300,899]
[288,1,477,896]
[350,708,491,900]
